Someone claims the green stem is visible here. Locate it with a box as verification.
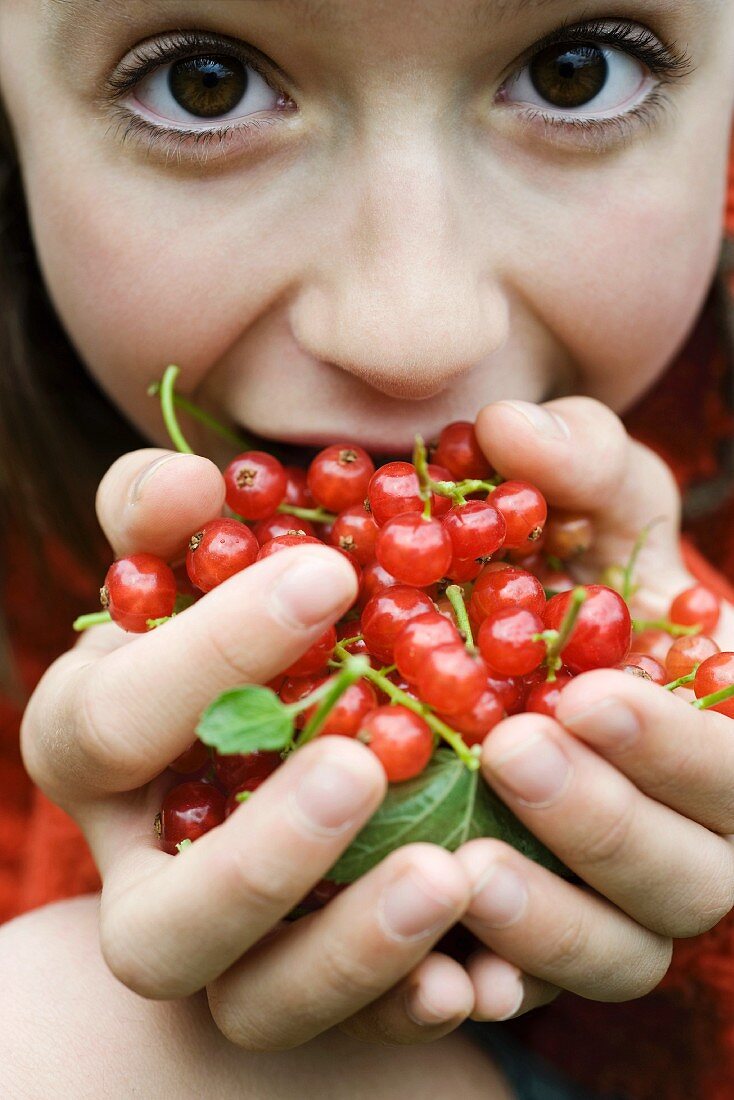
[332,643,479,770]
[295,656,371,745]
[622,518,663,603]
[412,435,433,518]
[148,379,252,451]
[276,503,337,524]
[73,611,112,632]
[632,618,701,638]
[146,616,173,629]
[693,682,734,710]
[445,585,475,650]
[540,586,587,681]
[664,669,697,691]
[156,365,195,454]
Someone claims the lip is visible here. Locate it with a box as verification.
[234,423,416,466]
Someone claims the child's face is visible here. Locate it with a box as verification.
[2,1,733,455]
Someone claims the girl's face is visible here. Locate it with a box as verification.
[1,0,733,456]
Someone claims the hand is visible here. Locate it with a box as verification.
[20,448,490,1049]
[449,397,734,1022]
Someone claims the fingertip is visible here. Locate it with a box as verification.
[466,952,525,1021]
[405,953,475,1026]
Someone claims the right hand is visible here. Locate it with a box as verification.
[21,448,490,1049]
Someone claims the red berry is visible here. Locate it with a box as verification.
[224,451,287,520]
[432,421,492,480]
[670,585,721,634]
[283,626,337,678]
[543,512,594,559]
[437,687,504,746]
[279,674,324,726]
[302,678,378,737]
[225,776,267,817]
[416,643,486,715]
[442,500,506,561]
[330,504,379,565]
[470,564,546,627]
[257,533,323,560]
[157,781,226,854]
[169,740,210,775]
[489,481,547,551]
[367,462,450,527]
[694,652,734,717]
[307,444,375,513]
[394,612,461,683]
[478,608,546,677]
[358,560,401,608]
[212,749,281,791]
[486,673,526,715]
[361,586,436,663]
[665,634,720,682]
[101,553,177,633]
[445,556,484,583]
[376,514,453,587]
[186,518,258,592]
[283,466,313,509]
[357,705,434,781]
[630,629,673,665]
[525,673,573,718]
[544,585,631,674]
[253,513,316,543]
[617,654,667,685]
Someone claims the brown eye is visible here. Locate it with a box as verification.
[529,43,607,109]
[168,56,248,118]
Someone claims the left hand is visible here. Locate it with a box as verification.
[447,397,734,1022]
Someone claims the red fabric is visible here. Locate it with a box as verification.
[0,135,732,1099]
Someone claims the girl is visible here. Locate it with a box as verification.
[0,0,733,1096]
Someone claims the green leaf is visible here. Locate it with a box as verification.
[329,749,567,883]
[196,685,294,755]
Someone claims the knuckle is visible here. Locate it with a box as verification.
[201,620,262,686]
[568,785,636,870]
[543,910,590,974]
[320,941,383,1004]
[208,845,295,917]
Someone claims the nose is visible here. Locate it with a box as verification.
[288,131,509,400]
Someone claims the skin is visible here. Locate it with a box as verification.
[1,0,734,1093]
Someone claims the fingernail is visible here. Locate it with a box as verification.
[488,732,571,806]
[498,400,570,441]
[291,758,376,835]
[129,453,191,506]
[405,985,458,1027]
[379,869,457,942]
[469,862,529,928]
[270,556,355,629]
[562,697,640,751]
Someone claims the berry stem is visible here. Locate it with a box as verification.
[664,670,698,691]
[146,616,173,629]
[692,682,734,711]
[276,503,338,524]
[445,584,475,650]
[333,642,479,770]
[621,518,663,602]
[156,365,195,455]
[537,586,587,681]
[632,618,701,638]
[73,611,112,632]
[148,375,252,450]
[176,838,193,853]
[295,656,371,745]
[412,435,433,518]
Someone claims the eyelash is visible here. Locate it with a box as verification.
[102,20,692,159]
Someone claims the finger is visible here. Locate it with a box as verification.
[555,669,734,834]
[457,839,672,1002]
[97,737,387,1000]
[475,397,689,593]
[465,951,559,1021]
[207,844,474,1050]
[339,953,475,1045]
[479,712,734,938]
[96,448,226,558]
[24,545,357,799]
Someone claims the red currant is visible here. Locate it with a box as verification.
[478,608,546,677]
[169,740,210,775]
[432,421,492,480]
[211,749,282,791]
[361,586,436,663]
[442,500,506,561]
[224,776,267,817]
[694,652,734,717]
[283,466,313,509]
[330,504,379,565]
[257,533,323,560]
[543,512,594,559]
[358,560,400,608]
[416,643,486,715]
[544,585,631,674]
[525,673,573,718]
[367,462,450,527]
[302,677,378,737]
[101,553,177,633]
[253,513,316,543]
[470,563,546,627]
[629,629,673,664]
[186,518,258,593]
[376,514,453,587]
[617,654,667,685]
[489,481,547,551]
[282,626,337,678]
[357,705,434,781]
[224,451,287,520]
[393,612,461,683]
[665,634,720,682]
[279,675,324,727]
[670,585,721,634]
[157,781,226,854]
[437,687,504,746]
[307,444,375,513]
[445,556,484,583]
[486,673,526,715]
